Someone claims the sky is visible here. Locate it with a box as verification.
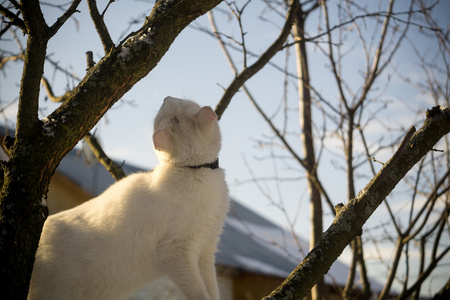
[1,0,449,297]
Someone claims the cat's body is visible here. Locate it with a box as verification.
[28,97,229,300]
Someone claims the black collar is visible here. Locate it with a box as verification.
[188,158,219,170]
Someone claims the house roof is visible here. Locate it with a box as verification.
[56,149,358,287]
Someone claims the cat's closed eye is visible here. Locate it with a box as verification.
[172,116,180,124]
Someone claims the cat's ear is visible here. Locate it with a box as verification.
[153,128,172,152]
[195,106,217,126]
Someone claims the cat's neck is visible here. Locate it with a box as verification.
[157,158,220,170]
[187,158,219,170]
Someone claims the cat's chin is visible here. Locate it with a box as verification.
[154,150,171,164]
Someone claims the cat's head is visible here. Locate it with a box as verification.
[152,97,221,167]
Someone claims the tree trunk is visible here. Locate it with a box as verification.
[293,5,324,300]
[343,114,371,299]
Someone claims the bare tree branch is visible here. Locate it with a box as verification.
[87,0,114,53]
[0,4,25,32]
[40,77,70,103]
[214,0,299,119]
[356,0,397,111]
[16,0,49,139]
[263,106,450,300]
[48,0,82,37]
[398,245,450,300]
[432,275,450,299]
[0,52,24,69]
[82,50,126,182]
[292,3,326,298]
[83,132,126,181]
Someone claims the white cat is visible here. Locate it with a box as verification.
[28,97,229,300]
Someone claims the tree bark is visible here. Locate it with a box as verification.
[292,5,324,300]
[0,1,223,299]
[263,106,450,299]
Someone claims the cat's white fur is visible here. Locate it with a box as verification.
[28,97,229,300]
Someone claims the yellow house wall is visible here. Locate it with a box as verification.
[46,172,92,215]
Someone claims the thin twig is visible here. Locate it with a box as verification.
[81,50,126,181]
[214,0,299,119]
[87,0,114,53]
[41,77,70,103]
[83,132,126,181]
